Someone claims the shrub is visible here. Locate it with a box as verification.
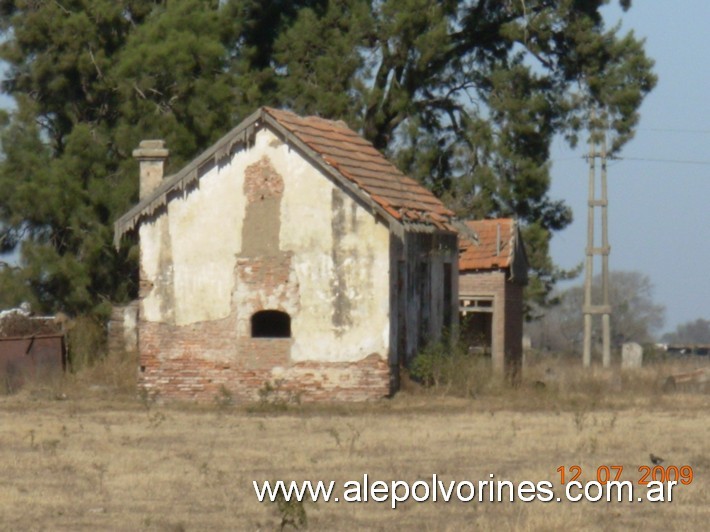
[410,332,493,397]
[66,315,107,370]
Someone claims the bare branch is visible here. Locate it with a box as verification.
[133,83,147,100]
[54,1,70,15]
[88,46,103,79]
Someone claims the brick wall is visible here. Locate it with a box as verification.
[459,270,506,373]
[135,155,391,402]
[503,281,524,382]
[459,270,524,379]
[139,315,389,401]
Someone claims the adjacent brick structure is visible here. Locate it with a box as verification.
[458,219,528,380]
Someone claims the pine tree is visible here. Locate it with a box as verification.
[272,0,656,306]
[0,0,656,318]
[0,0,238,316]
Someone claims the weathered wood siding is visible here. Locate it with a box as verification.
[389,229,459,379]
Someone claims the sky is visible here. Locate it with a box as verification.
[0,2,706,335]
[548,0,710,335]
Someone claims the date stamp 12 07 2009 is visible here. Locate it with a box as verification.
[556,464,694,486]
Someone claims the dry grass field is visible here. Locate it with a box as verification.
[0,355,708,531]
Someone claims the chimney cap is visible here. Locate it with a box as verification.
[133,139,168,160]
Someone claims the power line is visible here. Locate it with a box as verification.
[552,156,710,166]
[616,156,710,166]
[638,127,710,134]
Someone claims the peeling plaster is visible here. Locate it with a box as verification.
[139,128,391,364]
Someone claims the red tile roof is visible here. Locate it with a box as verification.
[264,107,454,225]
[115,107,455,245]
[459,219,515,271]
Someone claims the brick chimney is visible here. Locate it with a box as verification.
[133,140,169,199]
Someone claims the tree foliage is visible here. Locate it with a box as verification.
[662,319,710,345]
[0,0,236,316]
[271,0,655,305]
[0,0,656,317]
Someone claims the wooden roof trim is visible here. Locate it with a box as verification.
[114,107,457,247]
[113,108,263,247]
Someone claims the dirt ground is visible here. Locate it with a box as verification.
[0,359,708,531]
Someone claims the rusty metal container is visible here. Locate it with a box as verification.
[0,334,67,392]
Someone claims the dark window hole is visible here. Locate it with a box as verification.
[251,310,291,338]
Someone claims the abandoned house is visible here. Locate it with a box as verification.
[458,219,528,378]
[114,107,459,401]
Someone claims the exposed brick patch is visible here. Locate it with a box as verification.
[234,254,294,298]
[244,156,284,202]
[138,321,389,402]
[237,338,291,370]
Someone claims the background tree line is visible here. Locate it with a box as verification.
[661,319,710,345]
[525,270,665,354]
[0,0,655,322]
[527,270,710,353]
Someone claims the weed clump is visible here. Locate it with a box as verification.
[409,332,493,397]
[246,380,302,413]
[214,385,234,410]
[274,490,308,530]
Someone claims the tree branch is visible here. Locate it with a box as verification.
[53,1,70,15]
[133,83,147,100]
[88,46,103,79]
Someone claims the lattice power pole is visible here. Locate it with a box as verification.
[582,115,612,368]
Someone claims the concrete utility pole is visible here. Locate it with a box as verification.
[582,113,612,368]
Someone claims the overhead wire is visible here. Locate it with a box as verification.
[614,157,710,165]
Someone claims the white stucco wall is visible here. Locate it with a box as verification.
[139,215,173,323]
[168,153,248,324]
[140,127,391,362]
